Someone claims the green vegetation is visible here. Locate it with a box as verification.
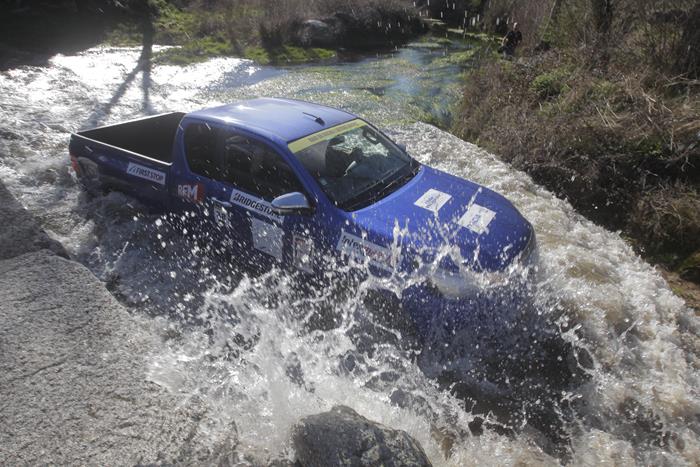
[104,0,421,66]
[243,46,335,65]
[16,0,419,67]
[154,38,233,65]
[454,0,700,285]
[530,68,570,100]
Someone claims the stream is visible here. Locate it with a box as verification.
[0,38,698,466]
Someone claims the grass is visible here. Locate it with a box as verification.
[154,37,233,65]
[433,49,479,66]
[153,42,336,66]
[244,46,335,65]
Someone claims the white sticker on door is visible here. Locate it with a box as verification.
[251,217,283,261]
[126,162,166,185]
[458,204,496,234]
[230,188,283,223]
[414,189,451,214]
[293,234,314,273]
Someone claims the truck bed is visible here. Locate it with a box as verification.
[77,112,185,163]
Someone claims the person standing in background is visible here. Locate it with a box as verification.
[500,22,523,58]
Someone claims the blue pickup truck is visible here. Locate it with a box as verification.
[70,98,536,336]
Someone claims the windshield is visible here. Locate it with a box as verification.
[288,119,418,210]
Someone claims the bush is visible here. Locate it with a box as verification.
[454,51,700,267]
[629,183,700,260]
[531,68,570,100]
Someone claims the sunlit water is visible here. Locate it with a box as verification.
[0,44,698,466]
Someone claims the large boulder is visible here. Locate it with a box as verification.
[0,250,238,465]
[297,19,343,48]
[293,8,426,50]
[0,184,237,465]
[292,405,432,467]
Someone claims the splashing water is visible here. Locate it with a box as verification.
[0,45,698,465]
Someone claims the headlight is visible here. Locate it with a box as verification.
[421,231,538,300]
[429,267,480,299]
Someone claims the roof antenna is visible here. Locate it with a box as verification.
[303,112,325,125]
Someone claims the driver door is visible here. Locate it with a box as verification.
[217,129,316,273]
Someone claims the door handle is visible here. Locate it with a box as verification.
[212,198,232,208]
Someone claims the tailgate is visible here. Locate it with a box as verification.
[69,133,172,208]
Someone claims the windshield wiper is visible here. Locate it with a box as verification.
[370,165,418,200]
[341,164,418,211]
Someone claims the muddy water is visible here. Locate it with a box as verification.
[0,44,698,466]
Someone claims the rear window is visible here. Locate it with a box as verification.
[184,123,219,178]
[220,131,303,201]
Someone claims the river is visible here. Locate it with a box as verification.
[0,39,698,466]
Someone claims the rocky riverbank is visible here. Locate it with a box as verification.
[0,0,426,68]
[0,182,237,464]
[0,180,431,465]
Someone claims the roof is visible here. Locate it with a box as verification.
[187,98,357,143]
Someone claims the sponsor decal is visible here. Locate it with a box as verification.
[336,231,393,272]
[288,119,368,153]
[293,234,314,273]
[229,188,283,223]
[414,189,452,214]
[126,162,166,185]
[251,217,283,261]
[459,204,496,234]
[177,183,205,203]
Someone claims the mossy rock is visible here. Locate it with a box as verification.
[244,45,335,65]
[679,251,700,283]
[464,32,501,45]
[433,48,479,66]
[406,42,444,50]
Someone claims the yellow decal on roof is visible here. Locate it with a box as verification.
[288,119,367,153]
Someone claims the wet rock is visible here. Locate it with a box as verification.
[0,183,67,260]
[0,250,234,465]
[292,405,431,467]
[292,9,426,50]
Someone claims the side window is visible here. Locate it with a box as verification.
[184,122,219,178]
[221,131,303,201]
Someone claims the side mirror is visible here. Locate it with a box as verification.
[397,143,407,153]
[271,192,312,214]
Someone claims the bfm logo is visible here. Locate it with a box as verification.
[177,183,205,203]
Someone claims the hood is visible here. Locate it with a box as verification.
[348,166,534,272]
